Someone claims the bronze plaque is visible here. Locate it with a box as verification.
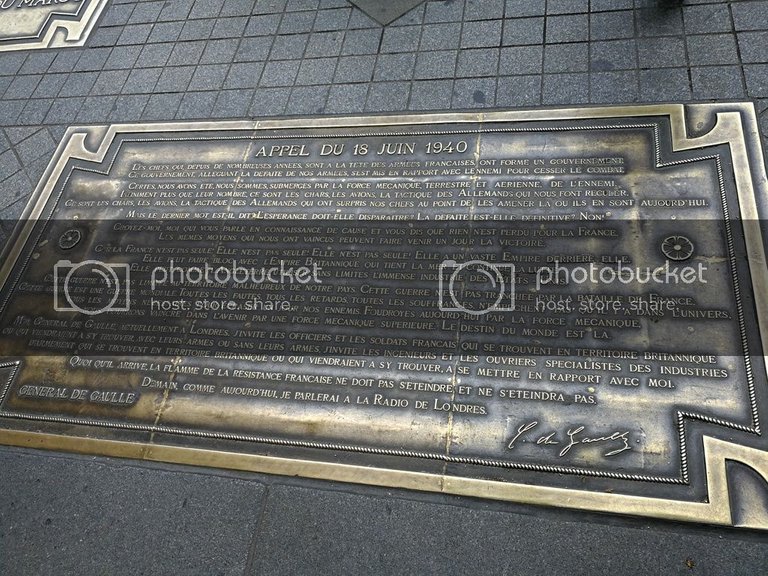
[0,0,108,52]
[1,104,768,528]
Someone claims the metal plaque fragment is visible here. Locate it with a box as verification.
[1,104,768,529]
[347,0,426,25]
[0,0,108,52]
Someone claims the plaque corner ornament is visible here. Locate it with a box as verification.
[0,0,109,53]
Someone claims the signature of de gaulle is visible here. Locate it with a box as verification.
[507,421,632,458]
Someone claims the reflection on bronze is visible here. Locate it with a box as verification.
[0,0,108,52]
[1,104,768,529]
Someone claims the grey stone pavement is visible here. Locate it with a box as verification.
[0,0,768,574]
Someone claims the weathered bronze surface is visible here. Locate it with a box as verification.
[0,0,108,52]
[1,104,768,529]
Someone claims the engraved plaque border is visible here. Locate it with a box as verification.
[1,104,768,529]
[0,0,109,52]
